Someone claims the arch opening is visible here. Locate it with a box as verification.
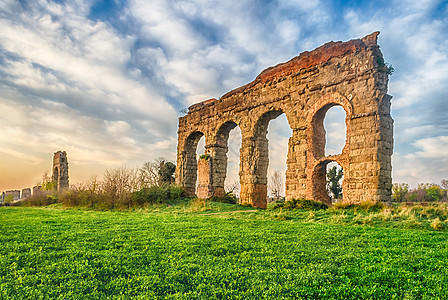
[53,167,59,186]
[311,160,344,205]
[311,104,348,159]
[267,114,291,202]
[326,161,344,203]
[204,121,242,199]
[324,106,347,156]
[247,110,291,207]
[195,134,206,195]
[224,124,241,199]
[196,135,206,157]
[180,131,204,196]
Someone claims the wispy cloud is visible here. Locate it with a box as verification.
[393,135,448,187]
[0,0,178,189]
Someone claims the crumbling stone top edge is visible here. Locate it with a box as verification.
[188,98,218,113]
[186,32,380,113]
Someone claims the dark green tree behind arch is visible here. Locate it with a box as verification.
[327,166,343,201]
[158,161,176,186]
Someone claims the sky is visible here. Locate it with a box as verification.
[0,0,447,192]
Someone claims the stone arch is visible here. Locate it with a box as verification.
[53,166,59,183]
[215,120,239,146]
[306,92,352,200]
[307,92,353,159]
[311,157,347,205]
[208,120,242,197]
[239,108,293,208]
[176,130,205,196]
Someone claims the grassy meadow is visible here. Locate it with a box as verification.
[1,202,448,299]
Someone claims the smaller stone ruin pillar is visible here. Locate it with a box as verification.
[196,156,214,199]
[52,151,69,192]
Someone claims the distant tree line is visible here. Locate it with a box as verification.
[392,180,448,202]
[21,158,185,209]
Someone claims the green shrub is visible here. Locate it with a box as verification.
[272,198,285,209]
[377,56,394,75]
[21,193,58,207]
[188,197,211,212]
[209,193,238,204]
[333,200,385,212]
[59,187,109,209]
[426,186,443,202]
[131,184,185,205]
[273,198,328,210]
[405,183,445,202]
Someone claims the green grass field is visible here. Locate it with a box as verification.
[1,204,448,299]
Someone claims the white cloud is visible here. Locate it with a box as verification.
[0,0,181,177]
[127,0,334,106]
[393,135,448,187]
[414,136,448,159]
[130,0,203,56]
[1,59,69,92]
[343,2,448,113]
[0,0,177,127]
[106,120,132,136]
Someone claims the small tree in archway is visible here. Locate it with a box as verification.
[269,171,283,202]
[327,166,343,201]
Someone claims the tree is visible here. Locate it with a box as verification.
[269,171,283,202]
[425,185,443,202]
[139,159,162,188]
[441,179,448,190]
[103,166,139,209]
[138,157,175,188]
[225,180,240,198]
[406,183,446,202]
[158,161,176,186]
[326,166,343,201]
[41,171,57,192]
[441,179,448,201]
[4,194,14,206]
[392,183,409,202]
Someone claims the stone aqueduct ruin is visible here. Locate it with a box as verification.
[176,32,393,208]
[52,151,69,192]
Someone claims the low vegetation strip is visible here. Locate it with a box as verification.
[198,210,258,215]
[1,206,448,299]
